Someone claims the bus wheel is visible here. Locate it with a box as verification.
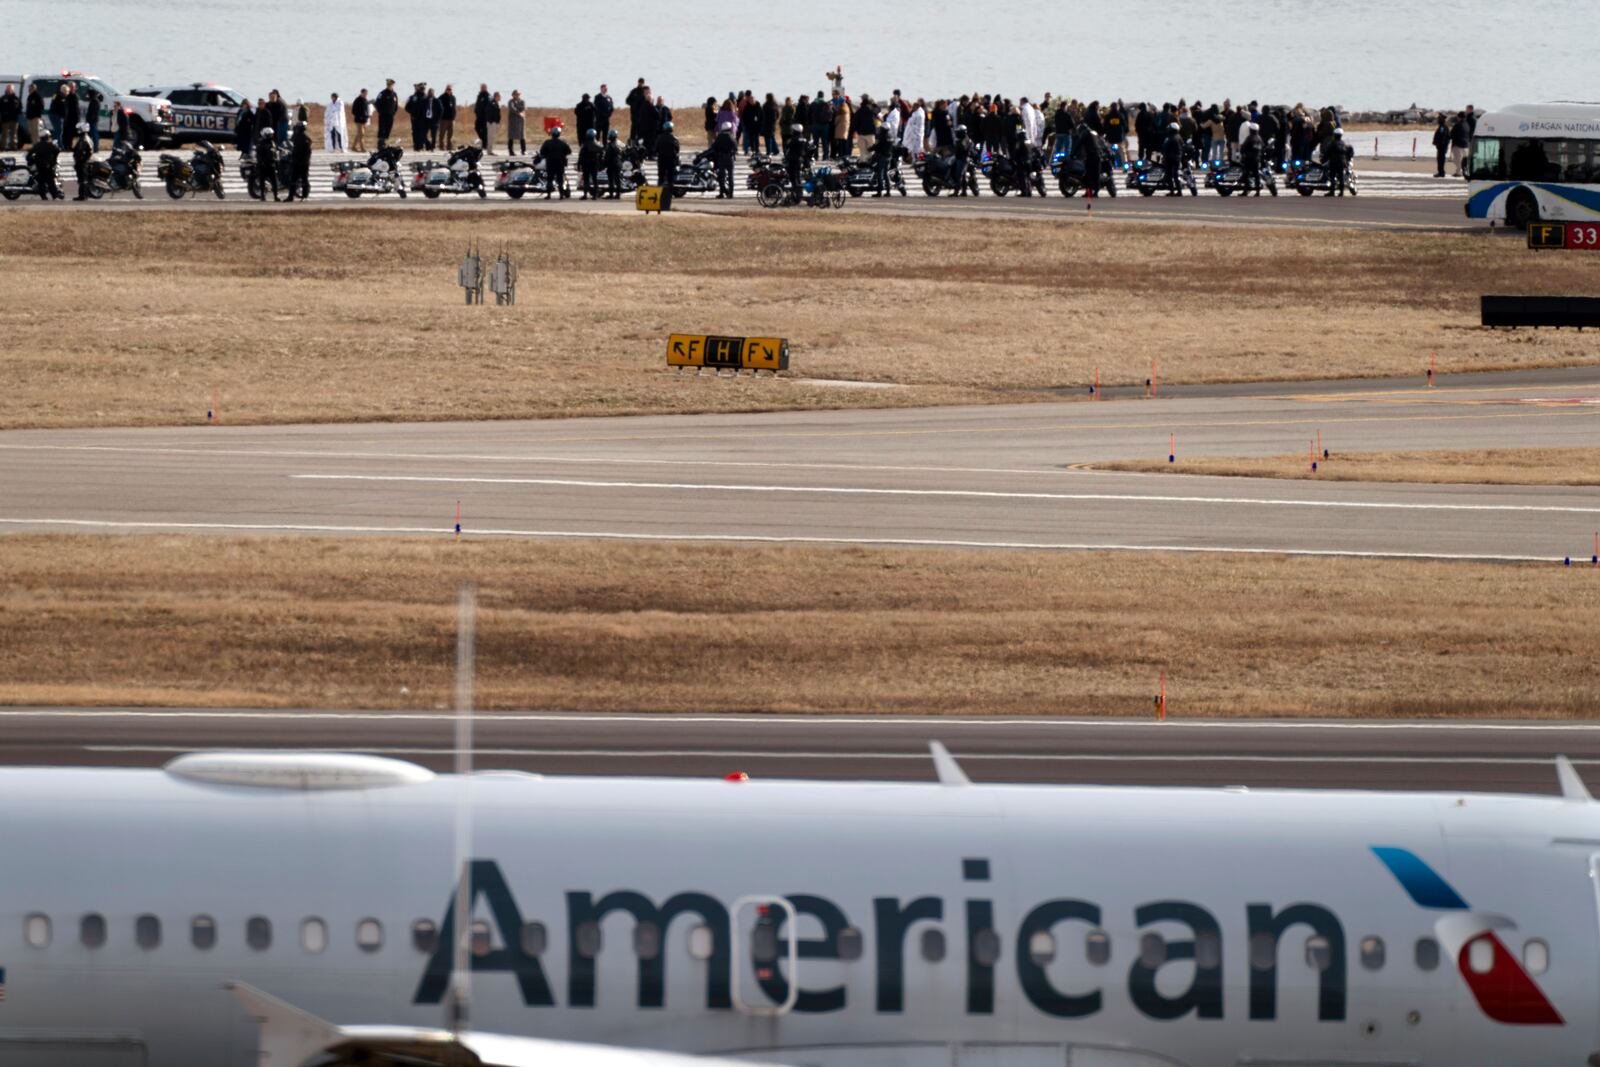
[1506,189,1540,230]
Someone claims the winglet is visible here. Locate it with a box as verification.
[226,981,341,1067]
[1556,756,1591,802]
[930,741,970,786]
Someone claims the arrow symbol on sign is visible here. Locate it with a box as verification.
[672,341,686,357]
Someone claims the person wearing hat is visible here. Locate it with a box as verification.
[285,121,313,201]
[1239,120,1264,195]
[28,126,62,199]
[375,79,399,149]
[1161,121,1185,195]
[577,127,602,199]
[602,129,624,199]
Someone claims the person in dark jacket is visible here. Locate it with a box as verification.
[25,84,44,145]
[711,120,737,197]
[71,123,93,199]
[375,80,399,148]
[575,94,596,141]
[783,124,811,203]
[761,93,779,155]
[235,99,256,157]
[1077,124,1105,198]
[28,128,62,199]
[1239,122,1264,195]
[740,94,762,155]
[266,90,288,146]
[285,122,313,201]
[256,123,280,200]
[83,86,102,150]
[351,89,371,153]
[577,128,602,199]
[472,85,490,147]
[47,86,65,142]
[1134,104,1154,161]
[0,85,22,151]
[1161,122,1185,194]
[438,85,457,150]
[1431,115,1450,178]
[654,120,679,209]
[1011,127,1042,197]
[637,95,660,156]
[1448,113,1470,177]
[594,86,614,139]
[869,125,895,196]
[404,84,427,151]
[1323,128,1351,195]
[930,103,952,151]
[808,94,831,158]
[1256,108,1281,170]
[626,80,650,146]
[603,129,624,198]
[537,125,571,199]
[62,85,81,143]
[951,124,978,196]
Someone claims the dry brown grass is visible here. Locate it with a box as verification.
[2,535,1597,718]
[1099,447,1600,486]
[3,212,1598,430]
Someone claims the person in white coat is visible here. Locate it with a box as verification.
[1021,98,1044,147]
[885,101,902,143]
[900,101,926,158]
[324,93,348,153]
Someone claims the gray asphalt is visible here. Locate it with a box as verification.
[3,367,1598,561]
[2,708,1596,795]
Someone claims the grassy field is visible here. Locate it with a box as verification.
[2,535,1597,717]
[3,212,1599,430]
[1099,447,1600,486]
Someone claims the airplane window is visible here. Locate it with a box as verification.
[356,919,383,953]
[973,928,1001,967]
[25,913,51,949]
[192,916,216,950]
[412,919,439,953]
[751,922,779,964]
[921,927,947,962]
[1085,929,1111,966]
[1248,932,1275,970]
[1360,936,1386,970]
[247,916,272,952]
[1138,932,1165,969]
[1305,935,1332,972]
[302,918,328,954]
[81,913,107,949]
[634,921,662,961]
[836,926,864,961]
[1467,938,1494,975]
[469,919,491,957]
[1414,937,1440,971]
[575,921,602,959]
[1195,930,1221,969]
[1523,939,1550,976]
[688,923,714,961]
[1028,930,1056,965]
[136,914,161,950]
[520,921,547,958]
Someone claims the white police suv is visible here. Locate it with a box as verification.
[127,83,249,145]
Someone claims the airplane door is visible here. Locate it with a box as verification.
[732,895,799,1016]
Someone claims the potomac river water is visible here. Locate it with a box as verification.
[4,0,1591,111]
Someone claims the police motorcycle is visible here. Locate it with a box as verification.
[1051,149,1117,198]
[670,150,719,198]
[331,144,407,199]
[839,149,908,198]
[157,140,226,199]
[916,148,980,197]
[1204,157,1278,197]
[1126,156,1198,196]
[494,156,550,199]
[82,141,145,199]
[987,148,1047,197]
[1286,157,1358,197]
[240,143,294,201]
[594,139,647,197]
[0,155,44,200]
[413,144,487,199]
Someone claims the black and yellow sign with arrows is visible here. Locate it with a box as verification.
[667,335,789,372]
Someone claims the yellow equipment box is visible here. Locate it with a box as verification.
[635,185,663,213]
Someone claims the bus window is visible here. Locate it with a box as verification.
[1509,139,1553,182]
[1468,137,1502,181]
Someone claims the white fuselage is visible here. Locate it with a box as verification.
[1,766,1596,1067]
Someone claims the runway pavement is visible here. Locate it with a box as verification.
[2,367,1597,561]
[3,148,1473,230]
[2,707,1597,794]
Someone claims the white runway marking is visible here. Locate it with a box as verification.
[8,710,1600,733]
[75,744,1588,766]
[0,516,1557,561]
[290,473,1600,514]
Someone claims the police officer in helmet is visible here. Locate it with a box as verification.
[1239,120,1264,196]
[28,126,62,200]
[256,122,280,201]
[286,121,313,201]
[539,124,571,199]
[577,128,602,200]
[951,123,978,197]
[870,124,895,196]
[1323,127,1351,196]
[783,123,811,204]
[711,120,737,199]
[654,120,679,210]
[602,129,624,199]
[1161,121,1185,195]
[71,121,93,200]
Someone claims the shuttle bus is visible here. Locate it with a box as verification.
[1465,102,1600,227]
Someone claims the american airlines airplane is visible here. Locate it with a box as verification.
[0,746,1595,1067]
